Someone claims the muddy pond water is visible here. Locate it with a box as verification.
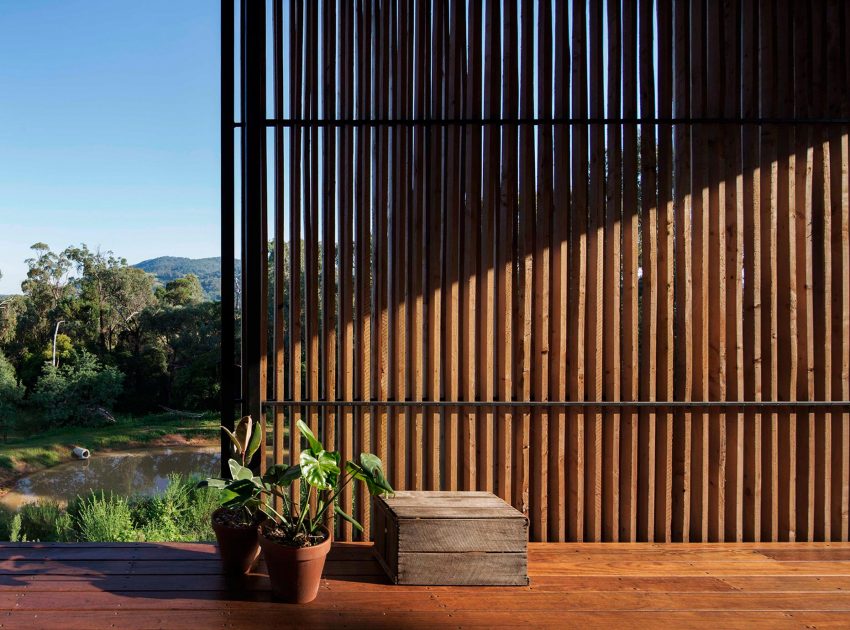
[0,446,221,510]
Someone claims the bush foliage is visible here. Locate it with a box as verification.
[0,243,224,432]
[0,475,216,543]
[30,350,124,427]
[0,352,24,437]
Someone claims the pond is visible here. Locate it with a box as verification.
[0,446,221,511]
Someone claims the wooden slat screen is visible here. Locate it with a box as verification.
[235,0,850,543]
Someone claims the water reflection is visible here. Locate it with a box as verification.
[1,447,221,510]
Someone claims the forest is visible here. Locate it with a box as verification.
[0,243,221,437]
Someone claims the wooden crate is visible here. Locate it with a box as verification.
[373,491,529,585]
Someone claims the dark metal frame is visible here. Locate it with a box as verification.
[264,400,850,411]
[221,0,267,475]
[235,117,850,128]
[219,0,235,477]
[240,0,267,473]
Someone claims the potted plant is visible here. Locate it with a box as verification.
[200,415,264,575]
[256,420,393,603]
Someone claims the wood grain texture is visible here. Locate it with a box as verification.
[395,553,529,586]
[672,0,693,543]
[5,542,850,629]
[375,491,528,585]
[568,0,588,543]
[603,0,621,543]
[620,0,639,544]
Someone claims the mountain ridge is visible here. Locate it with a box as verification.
[133,256,238,301]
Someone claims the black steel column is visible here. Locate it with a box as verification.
[241,0,267,473]
[220,0,235,477]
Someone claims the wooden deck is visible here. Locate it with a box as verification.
[0,542,848,628]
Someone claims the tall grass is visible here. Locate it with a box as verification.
[73,492,137,542]
[0,475,217,542]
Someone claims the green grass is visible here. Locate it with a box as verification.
[0,412,220,485]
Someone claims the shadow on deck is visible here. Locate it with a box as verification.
[0,541,848,628]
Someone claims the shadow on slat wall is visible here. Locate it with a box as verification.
[233,0,850,543]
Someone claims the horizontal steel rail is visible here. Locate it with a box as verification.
[262,399,850,410]
[231,116,850,128]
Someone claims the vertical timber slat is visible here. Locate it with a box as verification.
[236,0,850,544]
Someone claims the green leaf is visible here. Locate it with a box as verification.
[263,463,301,487]
[234,416,253,455]
[296,419,323,454]
[217,488,239,505]
[198,478,228,489]
[228,458,254,481]
[358,452,394,495]
[345,461,365,477]
[345,460,380,495]
[229,478,259,494]
[219,478,260,508]
[334,505,364,532]
[326,450,341,489]
[221,426,242,452]
[245,418,263,462]
[300,450,340,490]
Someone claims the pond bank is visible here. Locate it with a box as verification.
[0,412,220,492]
[0,445,221,510]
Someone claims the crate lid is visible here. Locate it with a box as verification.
[377,491,526,520]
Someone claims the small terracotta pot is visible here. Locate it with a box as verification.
[211,507,261,575]
[258,523,332,604]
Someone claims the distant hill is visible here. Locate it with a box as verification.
[134,256,238,301]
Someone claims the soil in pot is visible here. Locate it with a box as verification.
[258,522,332,604]
[211,507,261,575]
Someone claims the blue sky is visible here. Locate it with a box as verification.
[0,0,220,294]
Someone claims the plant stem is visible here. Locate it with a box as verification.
[310,473,356,532]
[295,486,311,534]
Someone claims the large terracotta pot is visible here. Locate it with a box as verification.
[258,523,332,604]
[211,507,261,575]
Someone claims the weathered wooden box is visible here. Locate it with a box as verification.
[373,490,529,586]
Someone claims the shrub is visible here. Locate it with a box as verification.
[175,478,217,541]
[31,350,124,427]
[0,352,24,439]
[131,475,216,542]
[18,500,73,542]
[8,514,23,542]
[0,505,16,540]
[72,492,138,542]
[0,477,218,543]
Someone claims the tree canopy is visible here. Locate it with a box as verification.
[0,243,222,431]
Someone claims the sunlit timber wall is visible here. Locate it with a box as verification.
[228,0,850,543]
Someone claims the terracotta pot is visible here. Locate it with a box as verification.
[211,507,261,575]
[258,523,332,603]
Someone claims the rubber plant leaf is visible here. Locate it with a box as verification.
[263,464,301,487]
[229,458,254,482]
[220,478,259,507]
[198,478,228,489]
[217,488,239,505]
[245,418,263,462]
[221,426,243,453]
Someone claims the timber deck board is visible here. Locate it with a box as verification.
[0,542,847,628]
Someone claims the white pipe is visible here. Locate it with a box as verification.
[72,446,90,460]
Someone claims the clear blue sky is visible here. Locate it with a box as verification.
[0,0,220,294]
